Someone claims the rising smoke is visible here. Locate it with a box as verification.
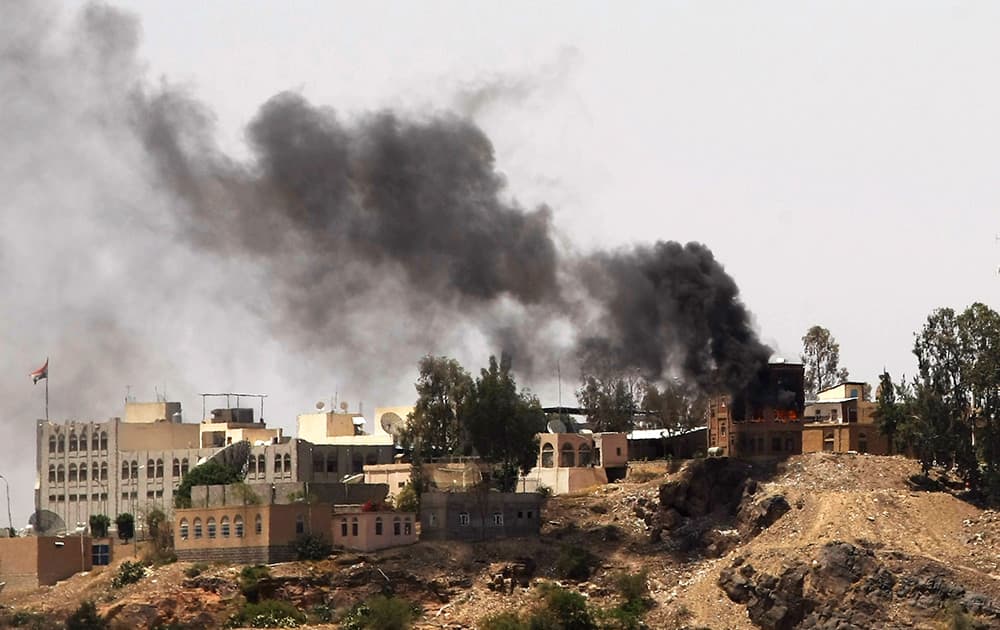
[1,1,772,520]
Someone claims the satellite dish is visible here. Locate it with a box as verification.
[315,401,326,411]
[547,418,568,434]
[380,412,405,439]
[29,510,65,536]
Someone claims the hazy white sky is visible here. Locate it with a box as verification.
[99,0,1000,379]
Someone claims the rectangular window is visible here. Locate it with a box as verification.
[771,437,782,452]
[351,521,358,536]
[404,520,412,535]
[459,512,470,526]
[393,521,401,536]
[527,511,533,519]
[375,519,383,535]
[341,521,348,537]
[492,513,503,526]
[91,544,110,566]
[398,481,405,488]
[428,514,437,527]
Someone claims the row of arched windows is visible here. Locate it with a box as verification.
[120,458,190,480]
[247,453,292,476]
[48,431,108,454]
[179,514,261,540]
[48,462,109,483]
[540,442,593,468]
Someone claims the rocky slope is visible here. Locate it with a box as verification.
[1,453,998,629]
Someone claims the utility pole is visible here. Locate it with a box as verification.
[0,474,12,536]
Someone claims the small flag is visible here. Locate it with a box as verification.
[30,359,48,384]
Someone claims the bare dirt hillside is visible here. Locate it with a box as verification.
[2,453,998,629]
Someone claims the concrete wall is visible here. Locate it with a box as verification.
[331,511,417,551]
[595,433,629,468]
[124,402,182,424]
[188,482,389,509]
[363,464,411,499]
[802,424,890,455]
[174,503,330,564]
[529,466,607,495]
[297,412,357,443]
[118,422,200,451]
[0,536,92,594]
[730,423,802,458]
[419,492,542,541]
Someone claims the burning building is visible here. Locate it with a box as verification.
[707,360,805,457]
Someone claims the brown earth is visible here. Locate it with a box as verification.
[2,453,998,629]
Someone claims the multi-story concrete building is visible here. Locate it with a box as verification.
[35,401,399,532]
[35,401,218,532]
[706,361,806,457]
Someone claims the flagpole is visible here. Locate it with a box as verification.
[45,357,49,421]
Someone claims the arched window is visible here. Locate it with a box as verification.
[375,517,383,535]
[351,517,359,536]
[365,453,378,466]
[257,455,265,476]
[57,464,65,482]
[560,443,575,467]
[273,454,281,473]
[100,462,108,480]
[79,431,87,451]
[250,456,259,475]
[352,453,363,474]
[221,516,230,538]
[393,517,401,536]
[282,453,291,473]
[130,461,138,479]
[57,434,65,453]
[91,463,99,481]
[295,514,305,535]
[312,453,324,473]
[181,458,190,475]
[99,431,107,451]
[79,464,88,481]
[155,459,164,478]
[193,517,203,539]
[179,518,189,540]
[147,459,155,478]
[121,462,129,479]
[92,432,99,451]
[48,465,55,483]
[578,444,592,467]
[48,435,56,453]
[234,515,244,538]
[340,518,348,537]
[69,432,77,452]
[172,459,181,477]
[541,444,554,468]
[404,517,412,535]
[254,514,262,535]
[325,454,338,474]
[207,517,216,539]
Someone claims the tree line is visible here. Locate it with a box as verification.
[875,302,1000,502]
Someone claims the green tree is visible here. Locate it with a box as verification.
[801,325,850,399]
[89,514,111,538]
[114,513,135,542]
[174,460,243,508]
[641,379,708,432]
[464,354,546,491]
[576,372,642,433]
[401,356,474,492]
